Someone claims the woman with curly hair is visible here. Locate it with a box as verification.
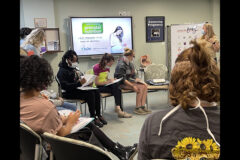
[20,55,138,160]
[138,40,220,159]
[93,53,132,118]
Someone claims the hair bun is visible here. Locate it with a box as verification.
[124,48,130,52]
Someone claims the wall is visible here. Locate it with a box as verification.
[21,0,56,28]
[21,0,220,92]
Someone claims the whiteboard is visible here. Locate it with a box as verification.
[167,23,205,71]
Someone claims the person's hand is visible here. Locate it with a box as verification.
[135,78,141,83]
[132,85,139,93]
[208,38,214,44]
[205,35,209,40]
[87,82,93,86]
[61,115,68,125]
[58,97,64,105]
[66,110,81,125]
[79,78,86,85]
[58,97,64,102]
[107,79,114,84]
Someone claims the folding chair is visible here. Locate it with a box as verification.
[20,122,44,160]
[55,76,88,115]
[42,132,113,160]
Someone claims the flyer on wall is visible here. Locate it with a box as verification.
[146,16,165,42]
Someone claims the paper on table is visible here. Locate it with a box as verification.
[58,110,94,133]
[105,77,123,86]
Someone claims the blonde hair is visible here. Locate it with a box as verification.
[170,40,220,109]
[20,48,28,56]
[123,48,134,56]
[201,23,216,40]
[21,28,45,48]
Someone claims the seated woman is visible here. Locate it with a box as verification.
[138,40,220,159]
[20,55,138,160]
[57,50,106,128]
[93,53,132,118]
[21,28,45,57]
[114,48,151,115]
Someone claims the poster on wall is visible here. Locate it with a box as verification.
[146,16,165,42]
[34,18,47,28]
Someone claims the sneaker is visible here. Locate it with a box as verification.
[98,115,107,125]
[133,107,148,115]
[141,106,152,114]
[118,111,132,118]
[94,118,103,128]
[115,108,132,118]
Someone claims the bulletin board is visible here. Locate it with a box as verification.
[166,23,205,72]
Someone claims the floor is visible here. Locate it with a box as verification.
[78,90,169,160]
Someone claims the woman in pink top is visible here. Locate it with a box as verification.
[93,53,132,118]
[20,55,137,160]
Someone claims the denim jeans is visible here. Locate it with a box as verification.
[56,102,77,111]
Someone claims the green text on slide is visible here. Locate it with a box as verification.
[82,23,103,34]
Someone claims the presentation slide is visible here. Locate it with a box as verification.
[71,17,133,56]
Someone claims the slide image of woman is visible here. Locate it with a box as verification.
[110,26,126,53]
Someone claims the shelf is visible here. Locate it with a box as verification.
[46,50,64,53]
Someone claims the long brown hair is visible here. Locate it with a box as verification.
[201,23,216,40]
[169,40,220,109]
[99,53,114,69]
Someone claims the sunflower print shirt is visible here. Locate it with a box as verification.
[171,137,220,160]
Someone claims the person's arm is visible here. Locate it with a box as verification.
[124,79,139,93]
[57,110,81,137]
[95,76,113,86]
[209,37,220,52]
[114,63,128,80]
[57,69,82,91]
[212,40,220,52]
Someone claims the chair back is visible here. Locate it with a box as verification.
[55,76,64,97]
[20,122,42,160]
[144,64,168,81]
[42,132,112,160]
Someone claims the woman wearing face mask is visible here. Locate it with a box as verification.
[93,53,132,118]
[57,50,107,128]
[21,28,45,57]
[110,26,126,53]
[198,23,220,63]
[138,40,220,159]
[114,48,151,115]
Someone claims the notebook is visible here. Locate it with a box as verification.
[58,110,94,133]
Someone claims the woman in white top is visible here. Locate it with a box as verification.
[110,26,124,53]
[21,28,45,57]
